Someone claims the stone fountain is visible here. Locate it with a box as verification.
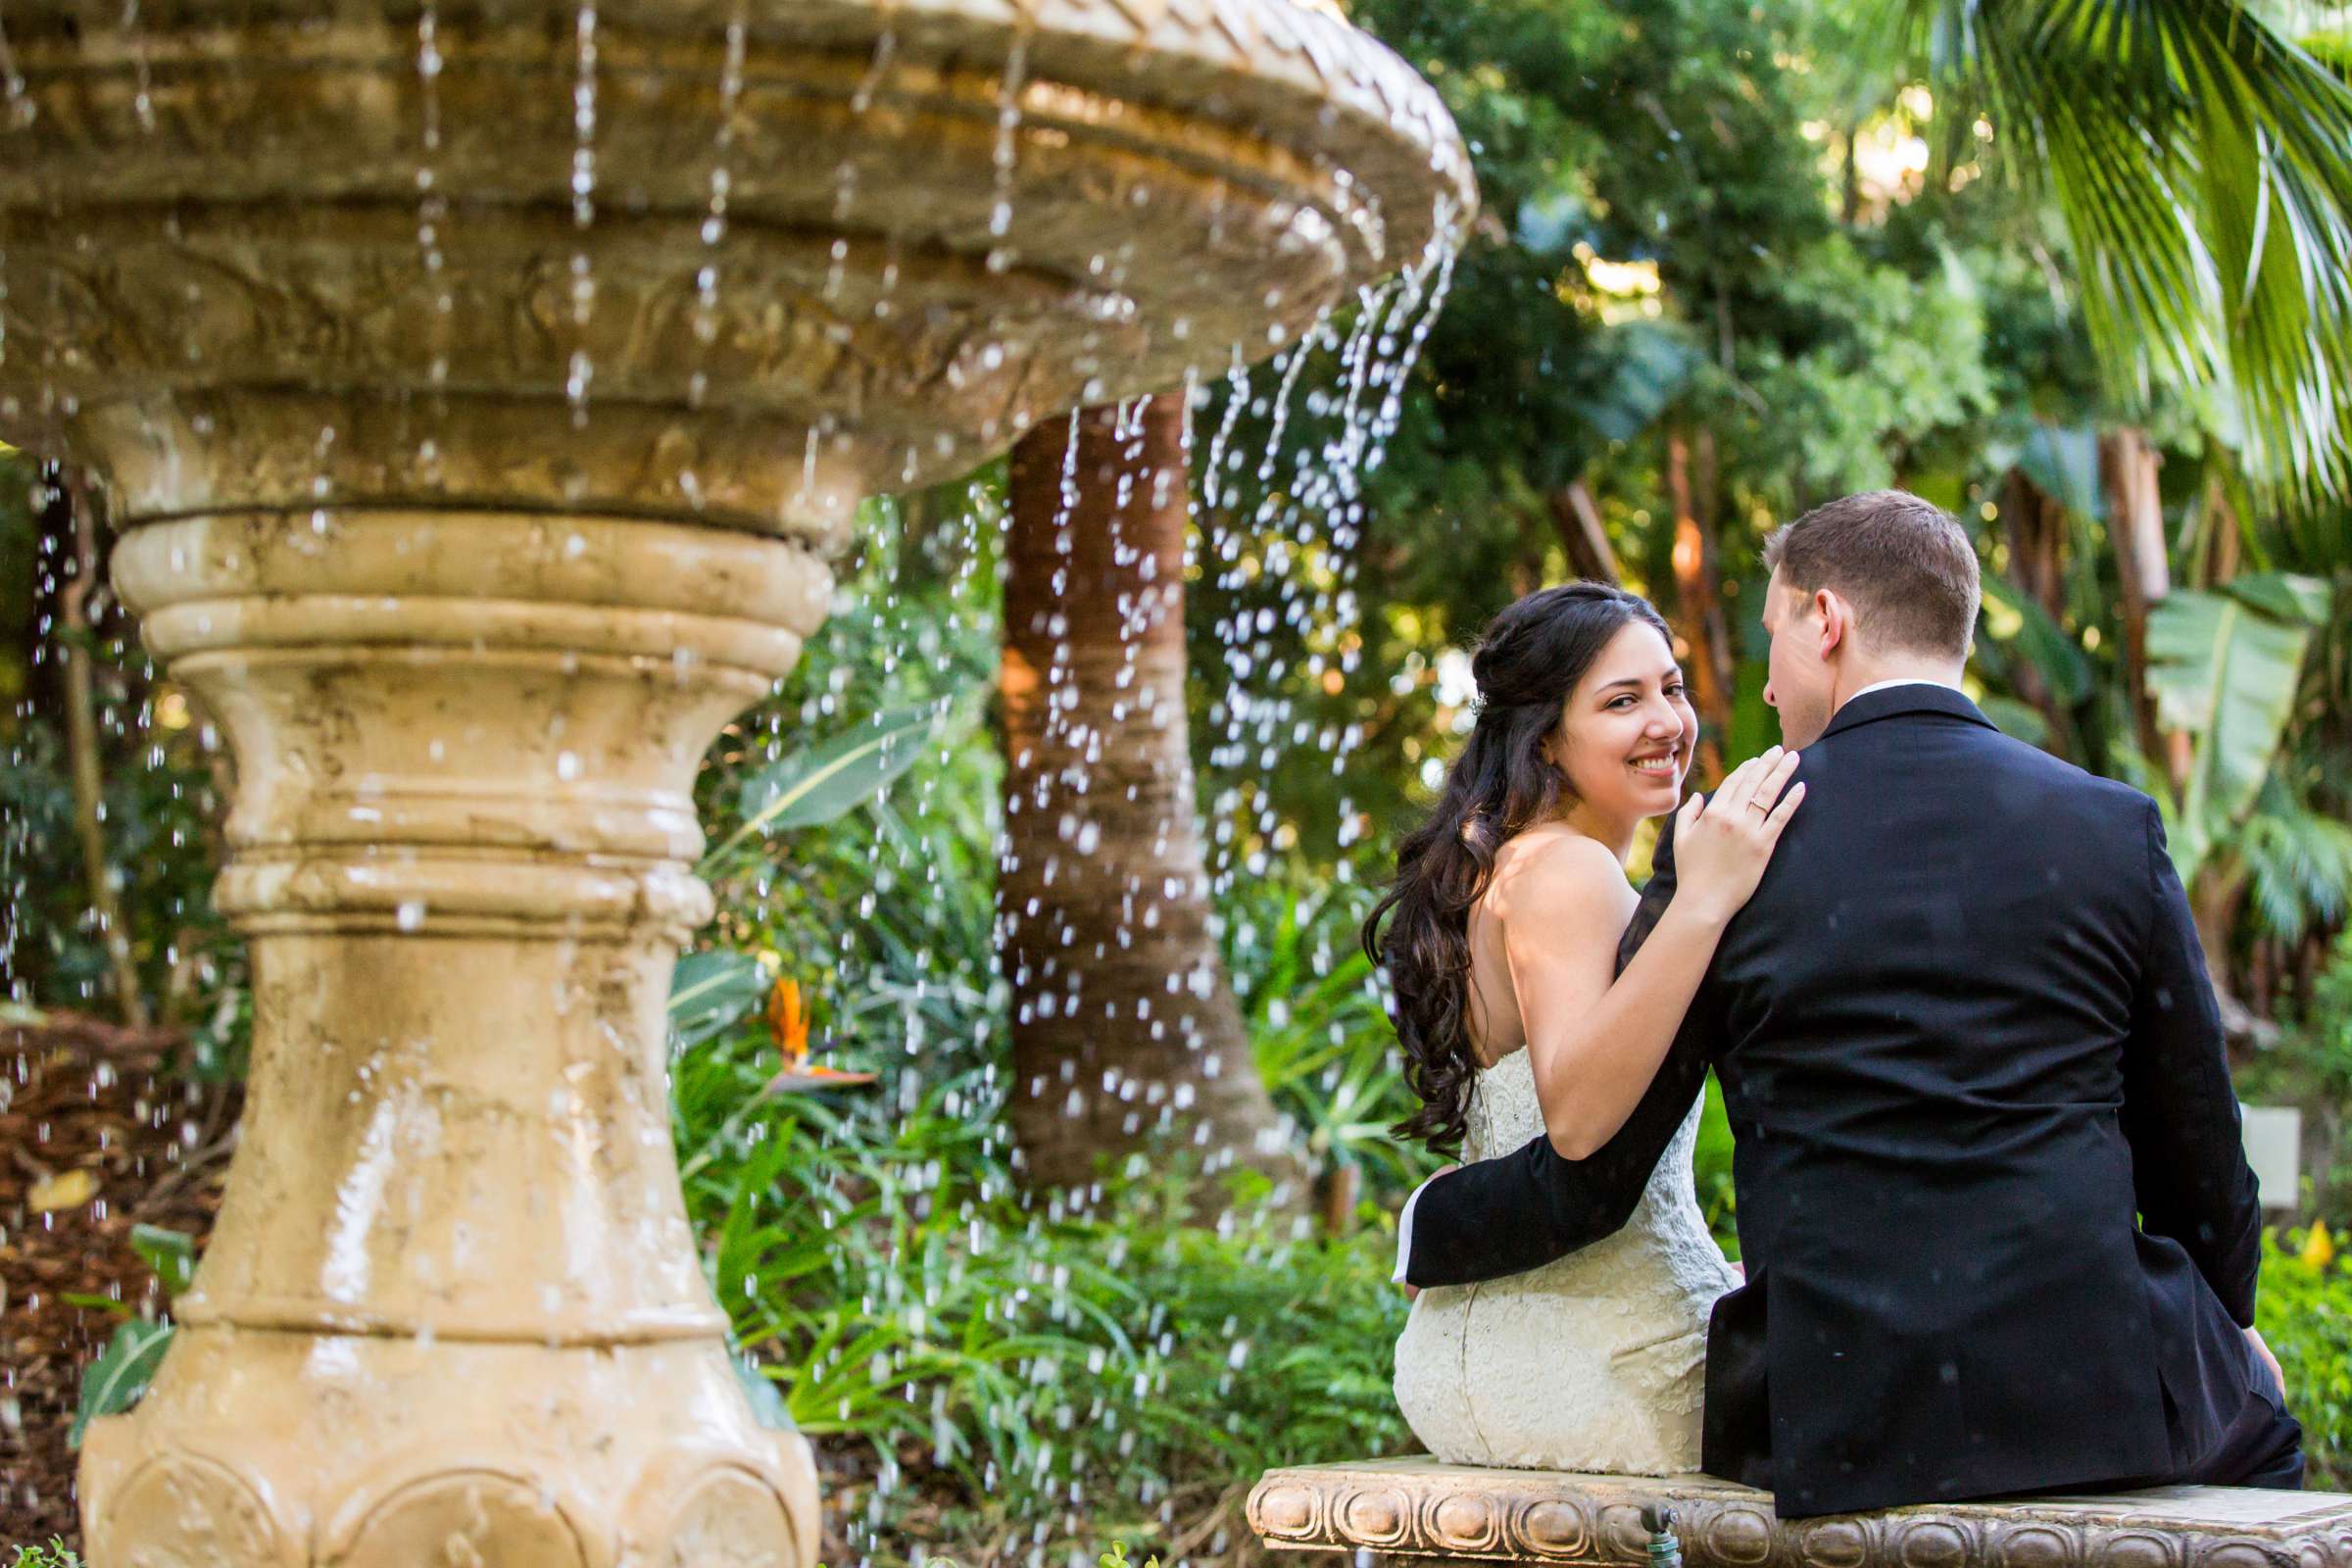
[0,2,1470,1560]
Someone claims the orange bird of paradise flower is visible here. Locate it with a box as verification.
[762,976,876,1094]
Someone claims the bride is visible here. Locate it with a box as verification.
[1365,582,1802,1475]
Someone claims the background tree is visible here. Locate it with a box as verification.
[1000,396,1302,1204]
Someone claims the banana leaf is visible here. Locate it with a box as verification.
[2145,573,2327,868]
[668,950,767,1051]
[699,702,953,875]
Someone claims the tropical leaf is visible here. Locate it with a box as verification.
[2010,420,2104,522]
[1892,0,2352,501]
[2240,790,2352,944]
[2225,571,2335,625]
[668,950,767,1051]
[1980,576,2093,705]
[129,1223,196,1298]
[70,1318,172,1448]
[734,705,944,834]
[699,703,953,874]
[1584,321,1702,444]
[731,1348,800,1434]
[2145,575,2323,864]
[1976,693,2051,745]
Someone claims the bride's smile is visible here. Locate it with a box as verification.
[1547,621,1699,858]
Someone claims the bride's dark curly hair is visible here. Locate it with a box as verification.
[1361,582,1675,1155]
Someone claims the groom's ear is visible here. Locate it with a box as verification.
[1815,588,1853,658]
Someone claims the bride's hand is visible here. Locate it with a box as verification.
[1671,746,1805,925]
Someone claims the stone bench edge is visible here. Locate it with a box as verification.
[1247,1459,2352,1568]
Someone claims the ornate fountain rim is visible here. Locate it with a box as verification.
[820,0,1479,221]
[0,0,1477,533]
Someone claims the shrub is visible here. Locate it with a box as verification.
[1223,863,1439,1209]
[674,990,1417,1565]
[2259,1226,2352,1489]
[2239,935,2352,1225]
[9,1542,82,1568]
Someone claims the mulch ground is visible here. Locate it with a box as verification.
[2,1011,241,1547]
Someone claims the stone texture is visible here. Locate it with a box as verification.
[82,507,827,1568]
[1247,1458,2352,1568]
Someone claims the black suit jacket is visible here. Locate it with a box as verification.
[1399,685,2262,1518]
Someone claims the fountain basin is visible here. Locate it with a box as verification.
[0,0,1472,534]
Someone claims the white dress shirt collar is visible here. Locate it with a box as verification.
[1846,675,1964,703]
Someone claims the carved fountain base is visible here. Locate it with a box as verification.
[80,508,826,1566]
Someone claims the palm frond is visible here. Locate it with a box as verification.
[1891,0,2352,503]
[2239,780,2352,942]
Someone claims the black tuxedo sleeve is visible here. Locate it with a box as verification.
[1399,812,1717,1289]
[2120,800,2261,1328]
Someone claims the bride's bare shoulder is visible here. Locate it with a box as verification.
[1486,824,1631,923]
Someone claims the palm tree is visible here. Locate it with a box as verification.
[1894,0,2352,506]
[998,394,1304,1206]
[1894,0,2352,1019]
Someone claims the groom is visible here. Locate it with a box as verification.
[1393,491,2301,1518]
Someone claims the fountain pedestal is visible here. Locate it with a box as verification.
[0,2,1472,1559]
[1248,1459,2352,1568]
[82,508,827,1565]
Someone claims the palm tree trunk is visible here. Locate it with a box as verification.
[1999,466,2084,761]
[2099,428,2172,767]
[999,394,1302,1206]
[1665,426,1732,780]
[1547,479,1622,585]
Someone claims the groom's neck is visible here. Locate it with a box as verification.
[1828,654,1966,715]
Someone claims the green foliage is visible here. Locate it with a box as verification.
[66,1219,195,1446]
[128,1222,196,1296]
[2237,783,2352,949]
[670,949,771,1052]
[657,579,1426,1552]
[7,1542,82,1568]
[2258,1228,2352,1488]
[2241,933,2352,1224]
[69,1317,172,1450]
[1892,0,2352,500]
[1225,867,1437,1203]
[1695,1074,1739,1258]
[644,495,1419,1556]
[0,700,232,1027]
[6,7,2349,1556]
[673,1024,1416,1560]
[706,702,965,879]
[1723,233,1997,500]
[2147,575,2330,872]
[686,490,1007,1087]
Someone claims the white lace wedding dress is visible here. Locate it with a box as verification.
[1393,1046,1738,1475]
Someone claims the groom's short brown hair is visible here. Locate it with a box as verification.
[1763,490,1979,661]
